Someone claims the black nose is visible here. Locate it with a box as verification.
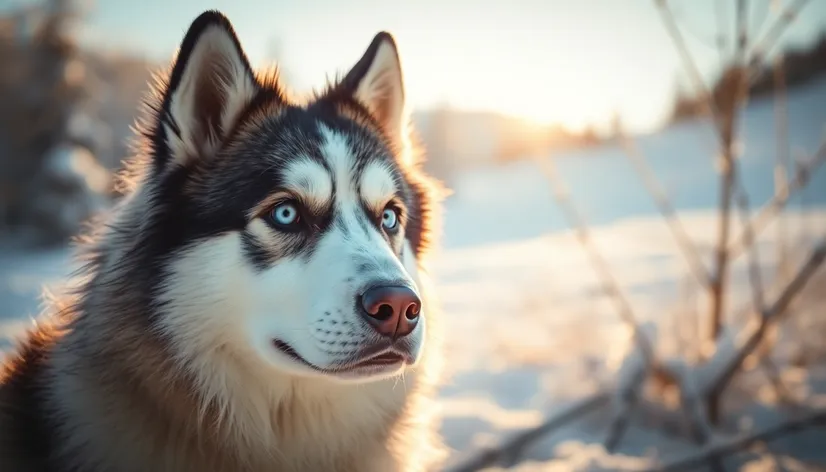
[359,285,421,339]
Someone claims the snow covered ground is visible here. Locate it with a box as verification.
[2,77,826,470]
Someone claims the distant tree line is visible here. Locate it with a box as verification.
[670,32,826,123]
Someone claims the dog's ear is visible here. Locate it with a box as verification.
[340,32,406,145]
[156,11,258,170]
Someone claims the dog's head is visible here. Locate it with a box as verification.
[129,11,437,384]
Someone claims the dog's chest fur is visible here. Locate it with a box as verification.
[1,324,421,472]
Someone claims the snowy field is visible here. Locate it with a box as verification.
[2,77,826,470]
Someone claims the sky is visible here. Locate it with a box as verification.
[4,0,826,134]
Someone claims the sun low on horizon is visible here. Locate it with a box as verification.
[244,1,688,135]
[58,0,826,135]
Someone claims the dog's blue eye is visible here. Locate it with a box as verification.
[381,207,398,231]
[270,201,300,227]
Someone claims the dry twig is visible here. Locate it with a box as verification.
[654,0,745,362]
[728,142,826,260]
[735,188,766,314]
[773,53,792,284]
[537,156,660,454]
[734,187,799,404]
[536,158,655,362]
[620,136,712,288]
[656,407,826,472]
[746,0,813,86]
[706,236,826,400]
[654,0,724,136]
[604,367,647,452]
[445,393,611,472]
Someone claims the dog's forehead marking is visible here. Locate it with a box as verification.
[317,122,397,207]
[361,161,397,206]
[282,157,333,213]
[318,123,356,204]
[316,123,387,243]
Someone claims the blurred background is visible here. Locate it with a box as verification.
[1,0,826,470]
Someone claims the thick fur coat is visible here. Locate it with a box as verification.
[0,11,446,472]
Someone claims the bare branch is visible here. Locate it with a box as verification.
[748,1,774,49]
[746,0,813,86]
[707,236,826,399]
[656,407,826,472]
[734,188,766,312]
[536,158,655,362]
[620,136,713,288]
[707,154,738,353]
[654,0,724,136]
[655,2,749,364]
[735,0,749,67]
[773,53,792,284]
[445,393,611,472]
[705,9,750,402]
[604,367,646,452]
[604,400,639,453]
[655,0,813,425]
[653,3,750,354]
[713,0,728,67]
[728,142,826,259]
[671,5,722,52]
[674,273,700,361]
[734,184,799,406]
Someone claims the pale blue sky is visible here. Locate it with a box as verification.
[5,0,826,133]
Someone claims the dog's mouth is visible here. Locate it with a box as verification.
[272,340,411,375]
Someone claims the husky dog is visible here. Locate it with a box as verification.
[0,10,446,472]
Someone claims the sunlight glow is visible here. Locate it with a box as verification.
[66,0,826,135]
[245,1,688,135]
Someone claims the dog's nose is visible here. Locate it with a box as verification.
[359,285,421,339]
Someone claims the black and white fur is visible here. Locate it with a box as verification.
[0,11,445,472]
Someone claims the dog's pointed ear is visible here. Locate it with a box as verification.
[157,11,259,170]
[340,32,406,144]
